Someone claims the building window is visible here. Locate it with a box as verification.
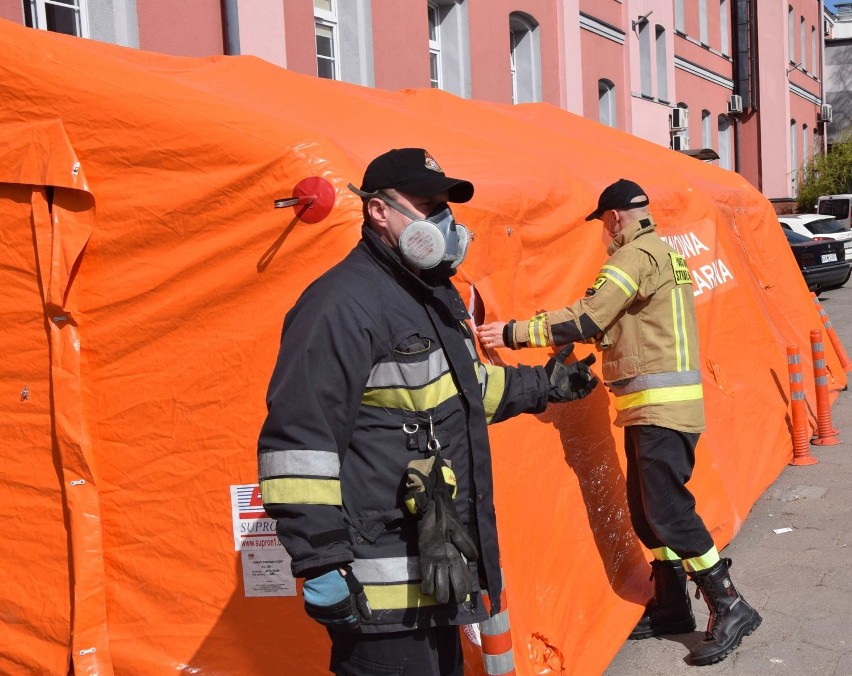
[428,2,442,88]
[801,17,807,70]
[656,26,668,102]
[677,102,690,149]
[675,0,684,33]
[315,0,339,80]
[598,79,616,128]
[718,115,731,170]
[790,119,798,194]
[699,0,708,45]
[23,0,89,37]
[720,0,729,55]
[788,6,795,63]
[803,123,809,161]
[428,1,471,98]
[509,12,541,103]
[702,110,712,148]
[812,26,817,77]
[639,21,652,97]
[814,127,820,156]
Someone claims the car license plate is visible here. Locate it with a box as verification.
[822,253,838,263]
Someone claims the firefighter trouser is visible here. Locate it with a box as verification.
[624,424,715,565]
[328,624,463,676]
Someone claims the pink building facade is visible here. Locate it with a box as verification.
[0,0,828,199]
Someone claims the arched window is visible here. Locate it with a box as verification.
[718,115,731,170]
[639,21,652,97]
[803,123,810,162]
[720,0,729,55]
[598,79,617,128]
[699,0,708,45]
[509,12,541,103]
[656,26,668,102]
[801,17,807,70]
[702,110,712,148]
[675,0,685,33]
[788,7,795,64]
[812,26,817,76]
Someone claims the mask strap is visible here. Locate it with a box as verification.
[347,183,421,221]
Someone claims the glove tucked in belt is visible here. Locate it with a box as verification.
[404,453,479,605]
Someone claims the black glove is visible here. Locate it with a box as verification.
[302,565,372,627]
[405,453,479,605]
[545,343,599,402]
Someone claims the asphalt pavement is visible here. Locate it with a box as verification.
[605,282,852,675]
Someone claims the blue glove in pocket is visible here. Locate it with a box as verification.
[303,566,371,627]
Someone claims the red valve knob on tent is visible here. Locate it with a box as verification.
[273,176,335,224]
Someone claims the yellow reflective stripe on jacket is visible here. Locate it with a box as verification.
[671,286,690,371]
[362,371,459,409]
[682,546,720,573]
[527,313,549,347]
[601,264,639,297]
[480,364,506,424]
[260,476,342,506]
[363,582,444,609]
[613,383,704,410]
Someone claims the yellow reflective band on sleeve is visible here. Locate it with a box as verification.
[651,547,681,562]
[601,265,639,297]
[260,477,342,506]
[613,383,704,410]
[671,287,690,372]
[363,583,449,610]
[361,372,459,409]
[481,364,506,424]
[527,313,549,347]
[682,546,720,573]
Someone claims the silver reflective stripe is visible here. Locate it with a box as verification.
[483,649,515,675]
[351,556,420,584]
[258,449,340,479]
[814,342,824,352]
[465,337,478,360]
[790,373,803,383]
[480,610,510,635]
[792,390,805,400]
[816,376,827,385]
[478,363,488,397]
[788,354,801,364]
[366,350,449,388]
[608,370,702,394]
[815,359,825,369]
[672,287,689,371]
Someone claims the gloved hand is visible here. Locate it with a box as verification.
[545,343,599,402]
[405,453,479,605]
[302,565,372,627]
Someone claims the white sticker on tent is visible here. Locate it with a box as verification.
[230,483,282,551]
[241,548,296,597]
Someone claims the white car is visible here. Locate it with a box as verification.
[778,214,852,259]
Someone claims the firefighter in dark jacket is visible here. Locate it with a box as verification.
[258,148,599,675]
[479,179,761,667]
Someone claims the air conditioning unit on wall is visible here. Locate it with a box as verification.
[670,107,688,131]
[672,134,689,151]
[727,94,743,114]
[819,104,833,123]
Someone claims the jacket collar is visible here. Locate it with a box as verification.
[607,215,657,255]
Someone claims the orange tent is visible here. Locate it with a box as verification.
[0,20,842,675]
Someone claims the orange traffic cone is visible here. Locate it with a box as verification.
[787,346,818,466]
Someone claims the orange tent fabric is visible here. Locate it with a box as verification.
[0,20,842,675]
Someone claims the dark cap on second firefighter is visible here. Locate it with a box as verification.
[359,148,474,203]
[585,179,650,221]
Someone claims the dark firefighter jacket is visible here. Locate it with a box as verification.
[258,225,550,633]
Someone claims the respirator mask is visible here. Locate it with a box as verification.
[349,184,470,274]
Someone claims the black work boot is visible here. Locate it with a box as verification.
[629,560,696,639]
[688,558,762,666]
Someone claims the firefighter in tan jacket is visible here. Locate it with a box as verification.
[479,179,761,667]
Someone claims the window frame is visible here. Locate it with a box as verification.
[428,1,442,89]
[314,0,340,80]
[598,79,617,128]
[24,0,90,38]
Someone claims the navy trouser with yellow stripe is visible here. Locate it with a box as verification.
[624,424,719,573]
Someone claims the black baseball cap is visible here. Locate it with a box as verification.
[358,148,474,203]
[584,179,650,221]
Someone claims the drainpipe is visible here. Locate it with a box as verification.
[222,0,240,55]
